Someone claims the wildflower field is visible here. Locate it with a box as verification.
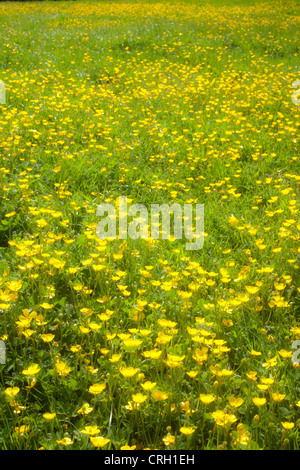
[0,0,299,451]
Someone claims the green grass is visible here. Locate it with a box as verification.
[0,0,299,450]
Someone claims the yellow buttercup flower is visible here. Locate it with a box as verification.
[179,426,195,435]
[257,384,269,391]
[80,425,100,435]
[88,322,102,330]
[141,381,157,391]
[271,393,285,402]
[57,437,73,446]
[278,349,292,358]
[123,338,143,348]
[22,364,41,376]
[41,333,55,343]
[39,303,54,310]
[163,353,185,368]
[262,356,277,369]
[281,422,294,430]
[143,349,162,360]
[6,280,22,292]
[228,216,239,226]
[90,436,110,448]
[22,329,35,338]
[228,396,244,408]
[89,383,106,395]
[55,361,71,377]
[199,394,215,404]
[249,349,262,356]
[155,332,173,345]
[162,434,175,446]
[261,378,274,385]
[109,354,122,363]
[79,325,90,334]
[245,286,259,294]
[234,423,251,446]
[186,371,199,378]
[15,425,30,434]
[43,413,56,421]
[252,397,267,406]
[5,387,20,398]
[132,393,148,404]
[247,371,258,381]
[274,283,286,291]
[151,390,168,401]
[212,410,237,427]
[119,367,139,377]
[77,403,93,415]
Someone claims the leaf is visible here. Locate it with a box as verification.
[55,297,67,307]
[66,378,79,391]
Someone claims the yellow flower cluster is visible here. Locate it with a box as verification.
[0,0,299,451]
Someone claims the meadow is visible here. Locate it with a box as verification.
[0,0,299,450]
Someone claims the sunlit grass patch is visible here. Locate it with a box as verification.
[0,0,299,450]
